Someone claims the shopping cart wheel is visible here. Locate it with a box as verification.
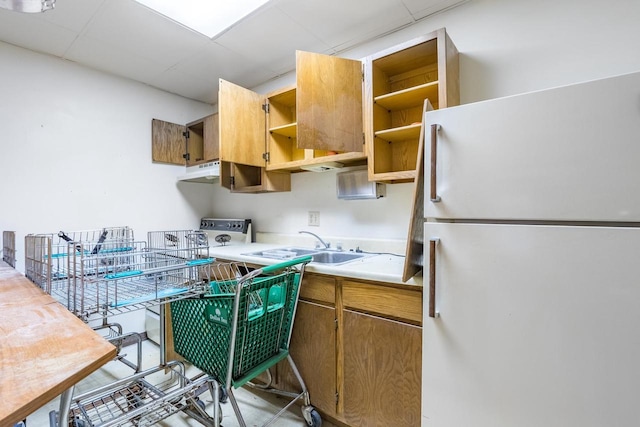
[194,397,206,411]
[218,385,228,403]
[301,405,322,427]
[71,418,87,427]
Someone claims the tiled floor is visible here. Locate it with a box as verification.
[27,340,334,427]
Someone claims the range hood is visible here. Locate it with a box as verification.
[177,161,220,184]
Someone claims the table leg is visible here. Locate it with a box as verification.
[57,385,74,426]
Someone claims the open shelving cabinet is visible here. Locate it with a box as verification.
[364,27,459,183]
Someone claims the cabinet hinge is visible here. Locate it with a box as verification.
[183,130,189,139]
[335,318,338,331]
[262,103,270,114]
[362,64,365,81]
[230,176,235,187]
[182,153,190,161]
[362,132,365,144]
[262,152,270,162]
[335,392,339,404]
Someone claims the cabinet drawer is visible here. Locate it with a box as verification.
[300,274,335,305]
[342,280,422,325]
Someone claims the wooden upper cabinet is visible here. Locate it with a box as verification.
[218,79,266,168]
[152,115,218,166]
[364,27,459,183]
[296,51,363,153]
[152,119,186,165]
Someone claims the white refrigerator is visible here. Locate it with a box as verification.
[422,70,640,426]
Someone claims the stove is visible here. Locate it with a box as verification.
[199,218,253,247]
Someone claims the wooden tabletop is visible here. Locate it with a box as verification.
[0,263,116,426]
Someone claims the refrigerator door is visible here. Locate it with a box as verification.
[423,222,640,427]
[424,70,640,222]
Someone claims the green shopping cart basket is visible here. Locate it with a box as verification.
[170,255,322,427]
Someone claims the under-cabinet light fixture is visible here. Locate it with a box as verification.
[133,0,270,38]
[0,0,55,13]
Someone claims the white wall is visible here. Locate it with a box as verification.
[208,0,640,239]
[2,0,639,323]
[0,41,214,273]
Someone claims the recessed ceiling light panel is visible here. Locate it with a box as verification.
[134,0,270,38]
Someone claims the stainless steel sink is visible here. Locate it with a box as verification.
[310,251,366,264]
[242,247,369,265]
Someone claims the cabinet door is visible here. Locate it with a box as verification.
[343,310,422,427]
[219,79,266,167]
[278,300,337,418]
[424,70,640,221]
[424,223,640,427]
[296,51,363,153]
[151,119,185,165]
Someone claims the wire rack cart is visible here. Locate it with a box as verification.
[24,227,148,372]
[2,230,16,267]
[45,230,218,427]
[52,360,221,427]
[170,255,322,427]
[25,226,135,294]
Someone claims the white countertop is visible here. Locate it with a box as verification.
[205,242,423,287]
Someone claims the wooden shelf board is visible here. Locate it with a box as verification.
[370,169,417,183]
[267,152,367,171]
[269,122,297,138]
[374,81,439,110]
[374,123,421,142]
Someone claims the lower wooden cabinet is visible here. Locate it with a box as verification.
[278,272,422,427]
[342,310,422,426]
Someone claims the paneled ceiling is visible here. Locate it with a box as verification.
[0,0,466,104]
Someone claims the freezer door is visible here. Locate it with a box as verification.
[424,70,640,221]
[423,222,640,427]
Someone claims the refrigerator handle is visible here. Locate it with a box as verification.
[429,238,440,318]
[430,124,441,202]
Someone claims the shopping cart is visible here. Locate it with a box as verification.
[170,255,322,427]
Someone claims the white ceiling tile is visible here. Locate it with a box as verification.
[65,34,164,84]
[84,0,209,69]
[402,0,469,20]
[275,0,413,52]
[171,41,276,92]
[215,5,329,77]
[0,9,78,56]
[38,0,105,33]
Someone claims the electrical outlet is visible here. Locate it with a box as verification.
[308,211,320,227]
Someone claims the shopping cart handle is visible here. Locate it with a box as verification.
[260,255,312,274]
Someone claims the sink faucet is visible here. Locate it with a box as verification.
[298,231,330,249]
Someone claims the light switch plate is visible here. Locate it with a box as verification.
[308,211,320,226]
